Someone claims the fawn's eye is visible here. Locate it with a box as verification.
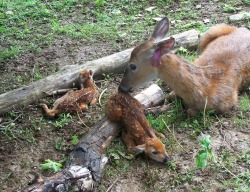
[152,151,158,155]
[129,64,137,71]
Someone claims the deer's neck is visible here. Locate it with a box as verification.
[158,53,206,103]
[83,79,95,90]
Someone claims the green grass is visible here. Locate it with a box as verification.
[0,0,210,63]
[239,95,250,112]
[1,111,48,142]
[50,113,72,128]
[234,95,250,126]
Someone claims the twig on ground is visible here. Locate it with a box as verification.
[76,111,90,130]
[105,178,119,192]
[144,104,171,115]
[99,88,107,106]
[0,113,23,131]
[216,160,244,182]
[162,119,189,153]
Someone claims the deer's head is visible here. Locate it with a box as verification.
[79,70,93,88]
[119,17,175,93]
[132,137,170,163]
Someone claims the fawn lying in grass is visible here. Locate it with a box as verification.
[41,70,98,117]
[119,17,250,116]
[105,92,169,163]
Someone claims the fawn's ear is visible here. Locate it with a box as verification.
[151,17,170,42]
[89,70,93,77]
[131,144,146,154]
[150,37,175,68]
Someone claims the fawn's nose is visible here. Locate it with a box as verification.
[163,156,171,164]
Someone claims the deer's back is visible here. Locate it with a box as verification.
[196,26,250,89]
[105,93,151,143]
[55,88,96,112]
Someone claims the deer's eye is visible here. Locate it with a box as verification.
[152,151,158,155]
[129,64,137,71]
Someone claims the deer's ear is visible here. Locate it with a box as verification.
[131,144,145,154]
[150,37,175,68]
[151,17,170,42]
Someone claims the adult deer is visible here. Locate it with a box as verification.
[119,17,250,116]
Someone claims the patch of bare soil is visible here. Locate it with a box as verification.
[0,37,118,94]
[1,1,250,192]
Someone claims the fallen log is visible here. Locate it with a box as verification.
[0,29,199,114]
[20,84,165,192]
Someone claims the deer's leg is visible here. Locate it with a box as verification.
[167,91,176,103]
[90,97,97,105]
[78,103,88,111]
[122,133,136,154]
[153,130,166,139]
[40,103,58,118]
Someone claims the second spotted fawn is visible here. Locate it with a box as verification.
[41,70,99,117]
[119,17,250,116]
[105,92,169,163]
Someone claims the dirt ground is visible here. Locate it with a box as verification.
[1,1,250,192]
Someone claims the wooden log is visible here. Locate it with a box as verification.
[0,29,199,114]
[229,12,250,22]
[20,84,165,192]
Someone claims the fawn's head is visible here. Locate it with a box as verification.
[119,17,175,93]
[132,137,170,163]
[79,70,93,81]
[79,70,93,87]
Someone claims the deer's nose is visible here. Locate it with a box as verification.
[118,85,133,93]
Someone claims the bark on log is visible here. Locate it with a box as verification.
[20,84,165,192]
[0,29,199,114]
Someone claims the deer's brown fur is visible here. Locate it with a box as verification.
[119,17,250,116]
[105,92,169,163]
[41,70,98,117]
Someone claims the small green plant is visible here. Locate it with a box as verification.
[41,159,62,172]
[223,5,236,13]
[55,138,64,150]
[243,0,250,5]
[166,160,177,171]
[195,134,215,169]
[239,96,250,112]
[2,122,17,140]
[176,46,188,55]
[52,113,72,128]
[0,46,20,61]
[94,0,105,7]
[34,73,43,80]
[240,150,250,166]
[71,135,79,145]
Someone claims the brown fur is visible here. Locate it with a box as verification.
[41,70,99,117]
[105,92,169,163]
[119,17,250,116]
